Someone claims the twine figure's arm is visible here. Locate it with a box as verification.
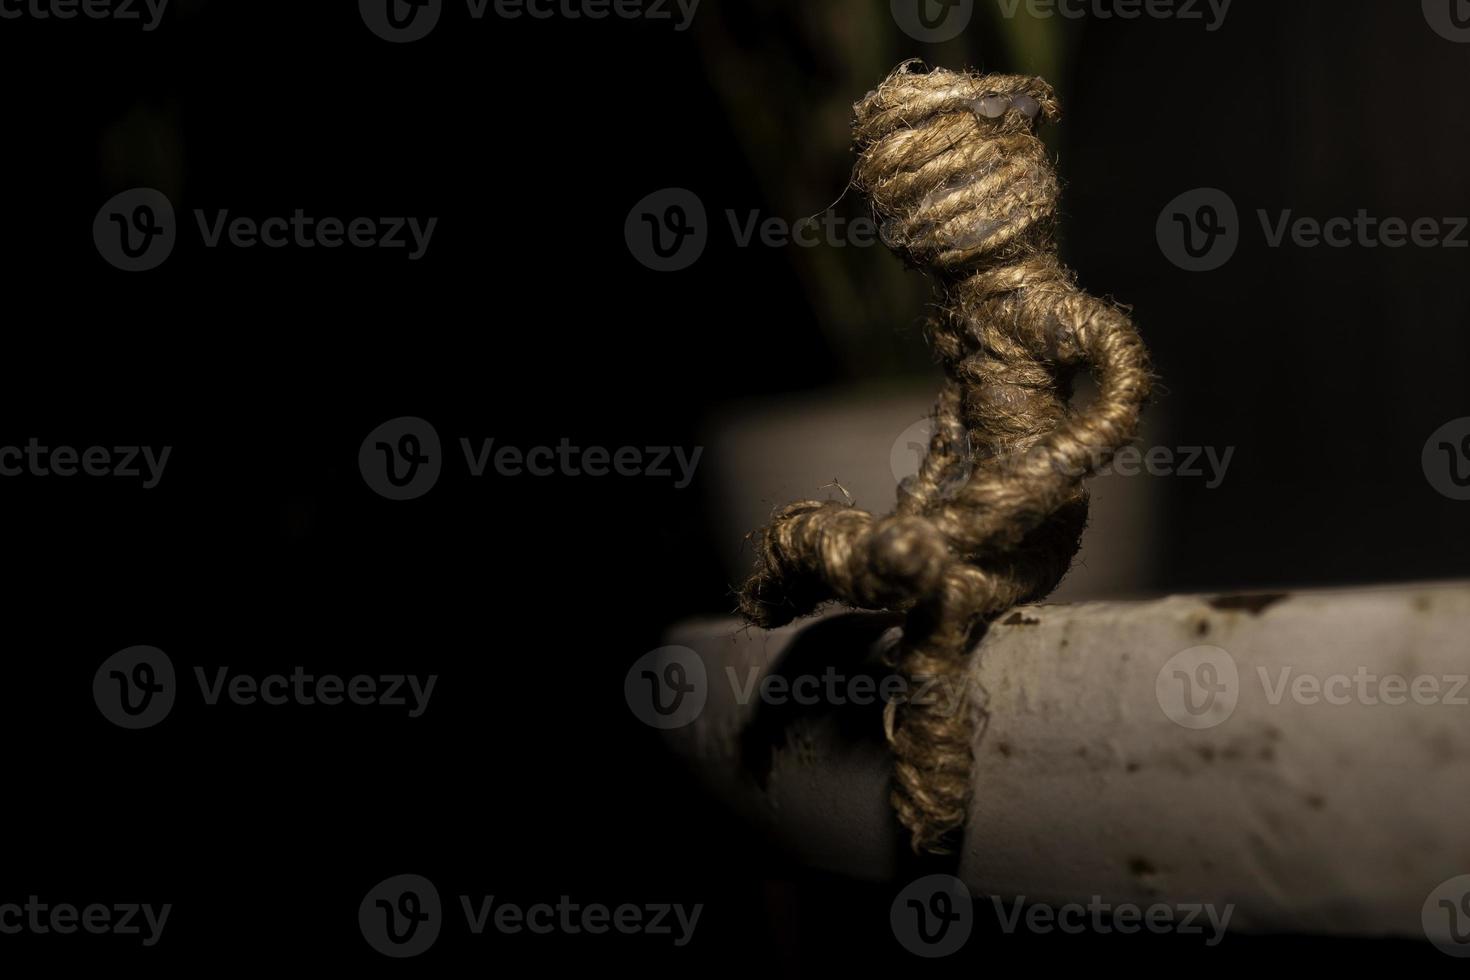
[736,62,1153,855]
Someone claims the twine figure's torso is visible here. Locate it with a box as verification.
[737,63,1153,855]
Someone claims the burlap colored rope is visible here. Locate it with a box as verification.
[737,62,1154,855]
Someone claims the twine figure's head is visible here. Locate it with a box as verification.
[853,62,1062,273]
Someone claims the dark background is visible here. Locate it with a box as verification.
[0,0,1466,970]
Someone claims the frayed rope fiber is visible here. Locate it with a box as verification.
[737,62,1154,855]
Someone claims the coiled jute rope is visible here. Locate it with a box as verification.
[738,62,1154,855]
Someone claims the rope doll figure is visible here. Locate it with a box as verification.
[737,62,1154,854]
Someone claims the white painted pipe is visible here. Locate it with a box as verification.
[656,582,1470,939]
